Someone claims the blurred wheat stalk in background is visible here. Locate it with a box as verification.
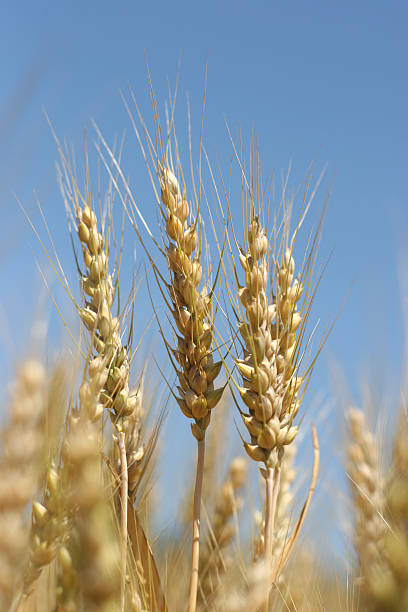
[0,78,407,612]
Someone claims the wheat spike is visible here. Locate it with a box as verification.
[347,408,387,602]
[0,360,45,610]
[366,412,408,610]
[237,218,302,468]
[61,412,121,611]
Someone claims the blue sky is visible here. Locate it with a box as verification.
[1,1,407,565]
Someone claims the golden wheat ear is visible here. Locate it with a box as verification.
[215,143,328,612]
[350,408,408,609]
[346,408,387,606]
[0,359,45,611]
[382,411,408,607]
[59,137,168,610]
[113,78,225,612]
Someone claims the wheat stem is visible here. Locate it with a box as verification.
[263,465,281,611]
[118,431,128,612]
[270,466,281,559]
[188,436,206,612]
[263,467,274,565]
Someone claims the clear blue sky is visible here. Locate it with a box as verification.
[1,1,407,565]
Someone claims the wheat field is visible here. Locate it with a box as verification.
[0,78,407,612]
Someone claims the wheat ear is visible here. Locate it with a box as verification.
[61,410,120,611]
[216,560,272,612]
[233,216,303,562]
[0,360,45,610]
[347,408,387,603]
[382,412,408,607]
[154,165,223,612]
[366,412,408,609]
[75,195,146,609]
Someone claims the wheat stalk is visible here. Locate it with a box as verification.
[231,213,305,568]
[254,441,297,572]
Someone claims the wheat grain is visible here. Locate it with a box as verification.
[22,464,62,596]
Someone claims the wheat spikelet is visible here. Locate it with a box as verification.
[0,359,45,610]
[22,463,63,598]
[124,377,146,502]
[26,134,162,611]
